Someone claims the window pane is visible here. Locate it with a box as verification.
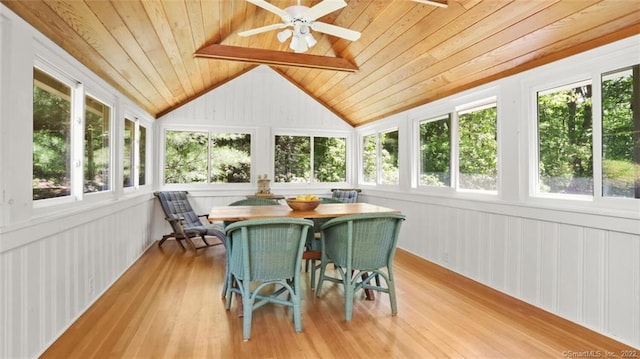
[419,115,451,187]
[139,126,146,186]
[210,132,251,183]
[274,135,310,183]
[458,104,497,191]
[164,130,208,184]
[381,130,399,185]
[314,137,346,183]
[602,66,640,198]
[362,134,377,183]
[537,83,593,195]
[33,68,71,200]
[84,95,110,193]
[123,119,135,188]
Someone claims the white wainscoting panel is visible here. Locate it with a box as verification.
[365,194,640,348]
[0,199,154,358]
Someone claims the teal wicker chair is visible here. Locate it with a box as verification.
[225,218,313,341]
[221,198,280,298]
[315,212,405,321]
[154,191,226,252]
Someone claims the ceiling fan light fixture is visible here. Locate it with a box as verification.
[277,29,292,43]
[304,33,317,48]
[290,35,308,53]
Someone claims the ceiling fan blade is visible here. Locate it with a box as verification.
[311,22,361,41]
[246,0,291,20]
[303,0,347,21]
[412,0,448,8]
[238,23,287,37]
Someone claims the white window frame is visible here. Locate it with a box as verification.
[32,60,83,208]
[83,88,116,198]
[122,114,150,191]
[271,128,352,189]
[160,125,257,190]
[358,126,400,187]
[523,45,640,213]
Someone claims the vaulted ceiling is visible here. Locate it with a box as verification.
[3,0,640,127]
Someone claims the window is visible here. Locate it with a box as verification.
[602,65,640,198]
[537,81,593,196]
[123,118,148,188]
[33,67,72,200]
[362,134,377,183]
[360,129,399,185]
[84,95,111,193]
[164,129,251,184]
[419,115,451,187]
[458,103,497,191]
[274,135,346,183]
[210,132,251,183]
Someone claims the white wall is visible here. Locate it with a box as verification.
[0,5,155,358]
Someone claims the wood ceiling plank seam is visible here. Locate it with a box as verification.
[263,0,300,53]
[43,0,165,110]
[427,0,573,61]
[161,0,206,94]
[342,0,634,119]
[354,20,640,125]
[314,3,440,97]
[309,1,421,100]
[287,0,372,86]
[111,0,185,107]
[185,0,212,88]
[319,0,511,108]
[142,0,196,99]
[84,0,176,108]
[6,0,160,115]
[219,0,238,79]
[200,0,225,82]
[334,0,580,115]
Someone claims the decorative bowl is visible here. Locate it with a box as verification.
[286,198,320,211]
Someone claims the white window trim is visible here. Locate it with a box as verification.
[271,127,352,188]
[159,124,258,190]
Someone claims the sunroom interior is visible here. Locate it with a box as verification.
[1,1,639,357]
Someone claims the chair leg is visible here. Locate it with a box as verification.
[344,274,355,322]
[242,280,253,341]
[387,269,398,316]
[315,259,328,296]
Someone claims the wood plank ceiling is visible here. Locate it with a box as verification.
[3,0,640,127]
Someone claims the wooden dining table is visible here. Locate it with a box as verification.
[208,202,400,304]
[207,202,400,222]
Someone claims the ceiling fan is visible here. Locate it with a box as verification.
[238,0,361,54]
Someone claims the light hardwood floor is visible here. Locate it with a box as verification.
[42,239,636,358]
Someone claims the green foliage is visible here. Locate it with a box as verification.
[314,137,346,182]
[538,85,593,194]
[32,83,71,199]
[459,106,497,190]
[164,131,208,183]
[210,133,251,183]
[362,134,377,183]
[420,116,451,186]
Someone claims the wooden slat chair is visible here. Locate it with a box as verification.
[315,212,406,321]
[331,189,359,203]
[225,217,313,341]
[154,191,225,252]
